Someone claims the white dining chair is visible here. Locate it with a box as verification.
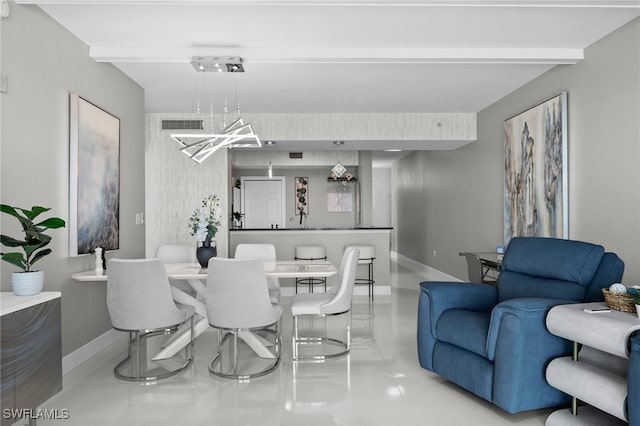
[106,258,195,381]
[156,244,198,295]
[290,247,359,361]
[206,257,283,379]
[234,243,281,304]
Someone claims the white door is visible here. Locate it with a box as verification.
[241,177,286,229]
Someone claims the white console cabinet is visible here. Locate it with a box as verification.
[545,302,640,425]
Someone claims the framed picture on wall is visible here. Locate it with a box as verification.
[69,94,120,256]
[296,177,309,216]
[504,91,568,244]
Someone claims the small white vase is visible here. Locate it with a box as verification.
[12,270,45,296]
[636,304,640,321]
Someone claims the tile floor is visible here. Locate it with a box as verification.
[35,261,553,426]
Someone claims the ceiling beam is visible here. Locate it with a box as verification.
[90,46,583,65]
[14,0,640,7]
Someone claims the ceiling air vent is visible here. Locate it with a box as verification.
[161,120,204,130]
[289,152,303,159]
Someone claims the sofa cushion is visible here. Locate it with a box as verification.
[436,309,491,358]
[498,237,604,301]
[497,271,587,302]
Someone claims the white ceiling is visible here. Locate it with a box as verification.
[16,0,640,164]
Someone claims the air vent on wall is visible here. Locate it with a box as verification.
[289,152,303,159]
[161,120,204,130]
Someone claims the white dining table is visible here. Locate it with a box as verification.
[71,260,338,360]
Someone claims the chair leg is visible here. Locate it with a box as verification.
[293,316,299,360]
[209,325,281,379]
[369,262,374,302]
[346,309,352,352]
[292,312,351,362]
[114,323,194,382]
[233,331,239,377]
[131,331,139,379]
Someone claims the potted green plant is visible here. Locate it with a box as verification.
[1,204,66,296]
[628,287,640,320]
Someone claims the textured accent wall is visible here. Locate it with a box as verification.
[145,114,230,258]
[240,112,476,142]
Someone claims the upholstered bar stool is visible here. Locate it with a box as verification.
[295,245,327,293]
[345,245,376,301]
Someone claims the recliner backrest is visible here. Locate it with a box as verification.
[583,252,625,302]
[497,237,606,302]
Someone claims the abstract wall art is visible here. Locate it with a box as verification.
[504,92,568,244]
[295,177,309,216]
[69,94,120,256]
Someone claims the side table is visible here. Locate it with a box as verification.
[545,301,640,425]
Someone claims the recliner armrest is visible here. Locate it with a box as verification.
[487,297,574,413]
[419,281,497,335]
[417,281,497,370]
[486,298,572,360]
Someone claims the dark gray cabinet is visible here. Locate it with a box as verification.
[1,296,62,426]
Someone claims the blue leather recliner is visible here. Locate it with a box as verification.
[417,237,624,414]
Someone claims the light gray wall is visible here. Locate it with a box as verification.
[358,151,373,227]
[1,4,145,355]
[393,17,640,283]
[373,167,392,227]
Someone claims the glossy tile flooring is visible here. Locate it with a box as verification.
[38,261,553,426]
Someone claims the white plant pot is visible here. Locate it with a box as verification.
[11,270,44,296]
[636,304,640,321]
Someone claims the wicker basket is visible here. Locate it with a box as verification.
[602,288,637,313]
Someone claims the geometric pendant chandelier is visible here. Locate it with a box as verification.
[170,56,261,163]
[171,117,261,164]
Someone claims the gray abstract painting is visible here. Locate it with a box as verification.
[70,94,120,256]
[504,92,568,244]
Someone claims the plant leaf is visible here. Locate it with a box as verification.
[1,204,30,229]
[1,235,25,247]
[1,252,26,270]
[35,217,66,229]
[22,206,50,220]
[30,248,52,266]
[24,241,48,258]
[24,229,51,243]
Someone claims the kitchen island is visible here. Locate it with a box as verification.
[230,227,392,297]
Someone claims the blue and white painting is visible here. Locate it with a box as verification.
[70,95,120,255]
[504,92,568,244]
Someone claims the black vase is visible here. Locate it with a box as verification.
[196,240,217,267]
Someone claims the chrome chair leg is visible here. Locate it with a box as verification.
[292,310,351,362]
[209,322,281,380]
[114,320,194,382]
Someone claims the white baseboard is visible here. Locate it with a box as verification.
[62,329,123,375]
[391,251,462,282]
